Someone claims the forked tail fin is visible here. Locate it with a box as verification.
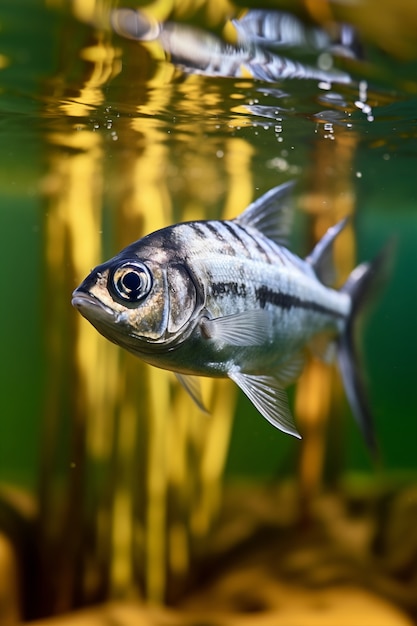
[338,243,393,454]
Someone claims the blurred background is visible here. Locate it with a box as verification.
[0,0,416,624]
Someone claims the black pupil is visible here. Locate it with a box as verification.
[122,270,141,294]
[110,262,152,303]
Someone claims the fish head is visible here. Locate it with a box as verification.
[72,242,201,354]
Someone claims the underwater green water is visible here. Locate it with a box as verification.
[0,0,416,493]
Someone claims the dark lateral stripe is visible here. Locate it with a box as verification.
[212,281,247,298]
[255,285,344,319]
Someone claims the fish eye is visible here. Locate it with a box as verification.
[109,261,153,304]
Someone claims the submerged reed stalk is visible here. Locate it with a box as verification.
[39,24,244,613]
[38,0,360,615]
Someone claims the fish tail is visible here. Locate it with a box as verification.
[338,242,393,454]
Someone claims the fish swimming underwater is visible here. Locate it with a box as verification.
[72,182,383,450]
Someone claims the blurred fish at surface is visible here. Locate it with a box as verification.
[111,8,359,84]
[72,182,387,452]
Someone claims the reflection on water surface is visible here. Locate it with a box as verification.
[0,0,416,621]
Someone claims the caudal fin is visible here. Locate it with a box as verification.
[338,244,393,453]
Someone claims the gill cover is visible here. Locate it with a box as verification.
[166,263,198,335]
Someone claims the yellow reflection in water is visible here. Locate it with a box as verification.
[0,54,9,69]
[40,10,251,613]
[41,125,117,614]
[297,127,359,508]
[134,0,237,25]
[39,0,367,615]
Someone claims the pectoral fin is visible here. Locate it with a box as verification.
[228,370,301,438]
[175,373,208,413]
[201,310,273,346]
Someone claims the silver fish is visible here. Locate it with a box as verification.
[72,182,383,450]
[111,9,355,84]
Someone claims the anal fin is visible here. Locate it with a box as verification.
[228,370,301,438]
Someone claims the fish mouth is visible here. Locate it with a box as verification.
[71,290,116,323]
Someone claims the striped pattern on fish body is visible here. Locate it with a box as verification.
[111,9,354,84]
[72,181,383,448]
[153,218,350,370]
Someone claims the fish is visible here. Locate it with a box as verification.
[72,181,384,451]
[111,8,355,84]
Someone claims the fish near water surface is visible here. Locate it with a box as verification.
[72,182,383,450]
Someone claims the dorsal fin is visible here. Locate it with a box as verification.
[234,180,295,246]
[306,217,349,286]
